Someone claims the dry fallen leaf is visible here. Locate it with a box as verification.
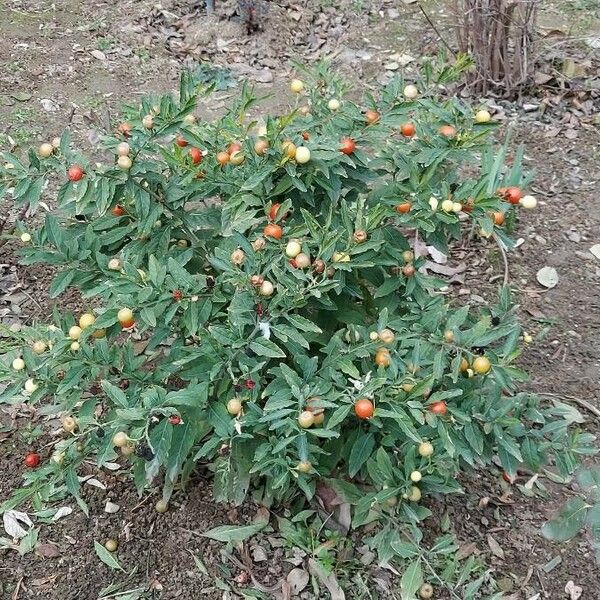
[565,580,583,600]
[589,244,600,260]
[286,568,309,595]
[51,507,73,521]
[3,510,33,539]
[35,542,61,558]
[456,541,478,560]
[536,266,559,288]
[487,534,505,559]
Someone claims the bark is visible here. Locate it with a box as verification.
[449,0,539,98]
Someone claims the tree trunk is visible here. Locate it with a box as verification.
[451,0,539,98]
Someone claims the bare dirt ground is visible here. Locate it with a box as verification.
[1,1,600,599]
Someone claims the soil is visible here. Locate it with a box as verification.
[1,1,600,599]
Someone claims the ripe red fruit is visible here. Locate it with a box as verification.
[228,141,243,155]
[189,147,203,165]
[175,136,188,148]
[268,203,281,222]
[340,137,357,155]
[117,122,132,137]
[302,131,310,141]
[429,401,447,415]
[168,415,182,425]
[355,398,374,419]
[492,211,505,226]
[396,202,412,214]
[245,379,255,390]
[24,452,41,468]
[263,223,283,239]
[505,186,522,205]
[267,203,290,222]
[400,122,416,137]
[289,259,298,268]
[111,205,125,217]
[172,290,183,302]
[68,165,84,182]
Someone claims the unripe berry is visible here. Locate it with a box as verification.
[259,280,274,297]
[418,441,434,457]
[295,146,311,164]
[231,249,246,265]
[410,470,422,483]
[285,240,302,258]
[116,142,130,156]
[328,98,340,111]
[403,84,418,99]
[290,79,304,93]
[69,326,82,341]
[112,431,129,447]
[39,143,54,158]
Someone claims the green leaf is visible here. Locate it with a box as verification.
[400,558,423,600]
[327,404,351,430]
[166,421,198,482]
[167,257,196,290]
[240,167,272,191]
[348,432,375,477]
[374,277,403,298]
[542,497,589,542]
[49,270,75,298]
[146,418,173,480]
[249,338,286,358]
[201,521,267,543]
[94,541,124,571]
[284,314,322,334]
[101,381,129,409]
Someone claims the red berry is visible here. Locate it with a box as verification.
[24,452,41,468]
[111,205,125,217]
[169,415,182,425]
[505,186,522,205]
[189,147,203,165]
[176,136,188,148]
[172,290,183,302]
[245,379,255,390]
[289,259,298,268]
[339,137,356,155]
[400,122,416,137]
[302,132,310,141]
[68,165,84,182]
[429,401,447,416]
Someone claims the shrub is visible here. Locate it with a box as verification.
[0,64,594,569]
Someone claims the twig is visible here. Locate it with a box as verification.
[417,2,457,58]
[538,392,600,419]
[12,577,23,600]
[492,233,509,285]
